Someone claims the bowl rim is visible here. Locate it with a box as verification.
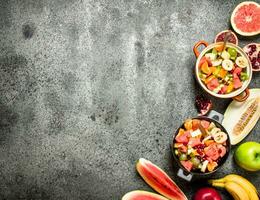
[171,116,231,176]
[195,42,253,98]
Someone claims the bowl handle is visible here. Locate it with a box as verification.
[207,110,224,124]
[177,168,193,182]
[232,88,250,102]
[193,40,209,58]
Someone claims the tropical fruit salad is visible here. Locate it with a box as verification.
[174,119,228,173]
[198,45,249,94]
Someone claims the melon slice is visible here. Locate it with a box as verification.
[122,191,169,200]
[231,1,260,36]
[223,89,260,145]
[136,158,187,200]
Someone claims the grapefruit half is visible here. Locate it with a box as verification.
[231,1,260,36]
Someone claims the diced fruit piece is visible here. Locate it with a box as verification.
[221,51,230,60]
[122,191,169,200]
[205,53,217,61]
[175,131,190,143]
[179,145,188,153]
[240,72,249,81]
[215,44,224,52]
[220,85,227,94]
[207,162,218,172]
[204,144,220,161]
[211,59,223,67]
[195,95,213,116]
[192,119,200,130]
[218,69,227,79]
[228,48,237,59]
[190,157,201,168]
[205,140,215,146]
[136,158,188,200]
[191,129,202,137]
[205,75,215,84]
[222,59,234,71]
[181,160,193,172]
[233,76,242,89]
[184,119,193,130]
[201,61,212,75]
[207,78,219,91]
[199,56,207,67]
[233,67,242,75]
[213,132,228,143]
[209,66,217,73]
[217,144,227,157]
[188,138,202,147]
[201,160,209,172]
[179,153,188,161]
[227,82,234,93]
[177,128,185,136]
[215,30,238,45]
[201,120,210,129]
[174,143,183,148]
[212,66,221,76]
[235,56,248,68]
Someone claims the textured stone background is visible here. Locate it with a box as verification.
[0,0,259,199]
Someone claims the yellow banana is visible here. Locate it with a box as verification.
[223,174,259,200]
[225,181,250,200]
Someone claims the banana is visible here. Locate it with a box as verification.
[225,181,250,200]
[223,174,259,200]
[209,174,259,200]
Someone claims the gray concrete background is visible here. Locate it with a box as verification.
[0,0,259,199]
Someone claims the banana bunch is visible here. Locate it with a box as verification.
[209,174,259,200]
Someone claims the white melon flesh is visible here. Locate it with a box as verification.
[223,89,260,145]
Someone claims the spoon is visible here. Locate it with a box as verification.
[220,30,232,56]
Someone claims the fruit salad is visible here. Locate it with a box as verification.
[198,45,249,94]
[174,119,228,173]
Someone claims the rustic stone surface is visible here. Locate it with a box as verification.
[0,0,259,199]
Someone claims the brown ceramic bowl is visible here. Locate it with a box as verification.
[193,41,252,102]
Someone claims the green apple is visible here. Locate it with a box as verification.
[234,141,260,171]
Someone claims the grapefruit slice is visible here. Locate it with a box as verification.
[231,1,260,36]
[122,191,169,200]
[214,30,238,45]
[136,158,188,200]
[243,43,260,71]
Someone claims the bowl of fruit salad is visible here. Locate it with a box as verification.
[193,41,252,102]
[171,110,231,181]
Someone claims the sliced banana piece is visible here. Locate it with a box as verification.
[211,59,223,67]
[205,53,217,61]
[210,127,221,136]
[222,59,234,71]
[213,132,228,143]
[235,56,248,68]
[221,51,230,60]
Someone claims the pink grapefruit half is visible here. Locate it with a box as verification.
[231,1,260,36]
